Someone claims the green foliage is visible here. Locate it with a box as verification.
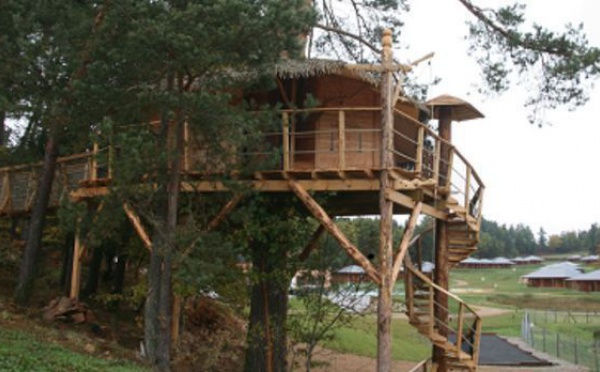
[464,0,600,125]
[0,327,146,372]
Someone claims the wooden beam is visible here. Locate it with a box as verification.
[299,224,326,261]
[433,138,441,182]
[416,127,425,175]
[464,167,472,209]
[123,203,152,251]
[1,171,12,213]
[282,112,290,171]
[206,194,242,232]
[90,142,99,181]
[182,121,190,173]
[70,226,83,299]
[288,180,381,285]
[391,202,422,283]
[378,29,395,372]
[179,194,243,261]
[385,189,446,220]
[338,111,345,170]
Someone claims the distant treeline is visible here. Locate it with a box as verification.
[478,220,600,258]
[326,218,600,265]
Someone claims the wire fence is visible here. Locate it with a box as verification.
[522,311,600,371]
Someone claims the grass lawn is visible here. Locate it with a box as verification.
[0,327,146,372]
[324,315,430,362]
[321,264,600,360]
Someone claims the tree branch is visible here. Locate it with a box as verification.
[457,0,578,57]
[315,23,381,55]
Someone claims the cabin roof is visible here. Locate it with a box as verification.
[567,269,600,281]
[426,94,484,122]
[275,59,371,80]
[336,265,365,274]
[522,262,582,279]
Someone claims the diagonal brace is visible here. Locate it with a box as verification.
[391,202,422,283]
[289,180,381,285]
[123,202,152,251]
[299,225,326,262]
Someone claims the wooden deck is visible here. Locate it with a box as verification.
[0,106,485,225]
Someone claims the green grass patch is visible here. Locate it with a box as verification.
[0,327,146,372]
[324,315,430,362]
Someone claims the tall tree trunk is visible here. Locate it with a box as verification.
[82,246,104,298]
[145,73,182,370]
[145,232,163,363]
[0,110,5,146]
[60,232,75,296]
[244,240,289,372]
[14,135,58,306]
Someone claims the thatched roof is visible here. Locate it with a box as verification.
[274,59,379,85]
[426,94,484,122]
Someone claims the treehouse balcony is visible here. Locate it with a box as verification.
[0,104,484,228]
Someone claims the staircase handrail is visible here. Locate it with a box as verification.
[404,259,480,319]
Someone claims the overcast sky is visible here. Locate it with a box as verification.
[400,0,600,236]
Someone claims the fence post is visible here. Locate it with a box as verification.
[573,336,578,365]
[556,333,560,358]
[594,340,599,372]
[542,328,546,352]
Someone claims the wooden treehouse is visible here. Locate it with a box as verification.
[0,31,486,371]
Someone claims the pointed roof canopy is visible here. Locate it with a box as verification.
[426,94,484,122]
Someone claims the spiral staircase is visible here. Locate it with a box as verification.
[404,211,482,371]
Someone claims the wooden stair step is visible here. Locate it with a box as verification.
[449,246,477,253]
[448,238,478,245]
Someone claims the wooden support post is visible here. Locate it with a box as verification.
[415,126,424,176]
[405,268,414,314]
[108,128,115,178]
[90,142,99,181]
[171,295,182,345]
[456,302,465,353]
[431,105,454,369]
[282,112,290,171]
[183,121,190,173]
[378,29,394,372]
[289,180,381,285]
[123,203,152,251]
[70,225,83,299]
[433,138,441,183]
[338,110,346,170]
[464,167,472,208]
[1,171,12,213]
[445,150,454,190]
[391,202,422,283]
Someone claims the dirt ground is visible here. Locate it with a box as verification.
[295,343,589,372]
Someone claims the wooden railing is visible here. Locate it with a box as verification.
[405,259,482,365]
[0,149,108,214]
[0,106,484,222]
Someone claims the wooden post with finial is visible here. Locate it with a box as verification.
[433,106,452,370]
[377,28,394,372]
